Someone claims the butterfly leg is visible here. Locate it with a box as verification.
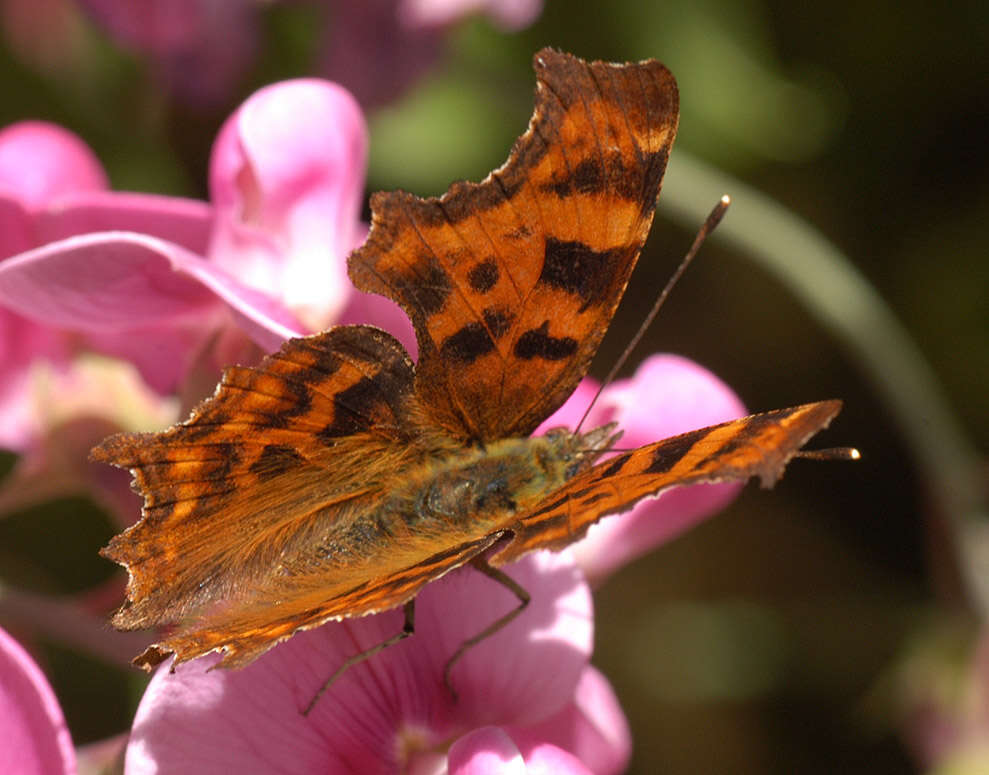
[303,599,416,716]
[443,557,530,700]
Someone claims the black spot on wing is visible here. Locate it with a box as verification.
[427,177,515,225]
[249,444,305,481]
[316,374,399,443]
[440,323,495,364]
[514,321,578,361]
[636,148,671,217]
[440,308,515,365]
[467,259,499,293]
[572,157,606,194]
[540,239,630,311]
[597,453,631,480]
[545,153,625,198]
[207,442,239,480]
[643,428,708,474]
[266,368,315,424]
[694,415,773,468]
[394,254,453,318]
[540,145,668,217]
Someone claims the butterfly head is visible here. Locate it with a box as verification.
[539,423,622,481]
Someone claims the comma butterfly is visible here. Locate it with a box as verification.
[92,49,852,685]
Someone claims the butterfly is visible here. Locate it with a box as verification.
[92,48,849,684]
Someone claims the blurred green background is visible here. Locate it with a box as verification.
[0,1,986,772]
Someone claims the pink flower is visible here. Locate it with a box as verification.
[0,120,108,452]
[0,625,76,775]
[541,355,747,583]
[75,0,544,107]
[0,78,411,454]
[207,79,371,332]
[122,552,630,775]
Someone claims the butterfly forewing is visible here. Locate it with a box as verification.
[491,401,843,566]
[92,327,420,630]
[348,49,678,443]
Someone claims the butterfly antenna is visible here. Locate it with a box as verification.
[576,195,732,433]
[794,447,861,461]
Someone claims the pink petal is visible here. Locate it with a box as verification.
[416,552,593,729]
[0,626,76,775]
[522,743,594,775]
[0,233,210,325]
[0,121,107,210]
[509,666,631,775]
[0,310,70,450]
[542,355,747,582]
[0,308,68,374]
[534,379,602,436]
[449,727,526,775]
[125,553,592,773]
[209,79,367,329]
[0,232,303,360]
[36,191,214,254]
[399,0,543,30]
[600,355,747,446]
[0,357,40,451]
[0,195,33,257]
[449,729,593,775]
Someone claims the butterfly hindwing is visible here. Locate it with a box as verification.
[491,401,843,566]
[348,48,678,443]
[132,534,501,670]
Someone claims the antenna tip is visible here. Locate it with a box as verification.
[794,446,861,462]
[704,196,730,231]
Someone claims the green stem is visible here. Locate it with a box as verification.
[662,151,988,615]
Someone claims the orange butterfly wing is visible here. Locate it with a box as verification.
[92,327,420,633]
[349,49,678,442]
[492,401,843,566]
[134,534,501,669]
